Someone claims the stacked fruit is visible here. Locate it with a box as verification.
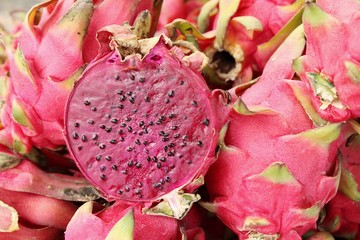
[0,0,359,239]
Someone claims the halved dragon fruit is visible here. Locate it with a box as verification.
[64,25,220,219]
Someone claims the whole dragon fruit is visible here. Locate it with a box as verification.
[294,0,360,122]
[64,25,222,219]
[0,0,161,153]
[202,26,342,239]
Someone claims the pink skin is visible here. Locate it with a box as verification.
[296,0,360,122]
[0,224,63,240]
[0,188,77,230]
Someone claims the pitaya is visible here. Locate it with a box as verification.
[165,0,304,87]
[319,121,360,239]
[294,0,360,122]
[201,26,342,239]
[0,0,161,153]
[64,25,222,219]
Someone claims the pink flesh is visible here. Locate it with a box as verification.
[65,43,216,201]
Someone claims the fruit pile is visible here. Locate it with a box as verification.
[0,0,359,239]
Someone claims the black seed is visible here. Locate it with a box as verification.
[160,179,165,184]
[160,157,166,162]
[118,190,123,195]
[96,155,101,161]
[105,114,111,118]
[174,134,180,138]
[81,135,87,142]
[191,100,198,106]
[139,121,145,127]
[160,115,166,121]
[168,90,175,97]
[118,104,124,109]
[180,80,184,85]
[105,127,112,133]
[182,135,188,140]
[137,182,143,187]
[146,156,151,162]
[92,134,98,140]
[127,126,133,132]
[74,122,80,127]
[143,141,148,145]
[130,75,135,80]
[135,189,141,194]
[135,139,141,145]
[99,144,106,149]
[120,95,126,101]
[120,123,127,127]
[129,97,135,104]
[94,141,100,146]
[136,163,142,168]
[111,118,118,124]
[159,131,165,136]
[168,151,175,156]
[125,186,130,192]
[73,132,79,139]
[152,156,158,162]
[112,165,118,170]
[169,113,176,119]
[164,146,168,151]
[162,137,169,142]
[100,174,106,180]
[144,96,150,102]
[171,126,178,130]
[119,137,125,142]
[154,183,161,188]
[138,131,144,136]
[165,98,170,104]
[100,124,106,129]
[92,107,97,111]
[178,154,183,159]
[78,146,83,151]
[202,118,210,126]
[168,143,175,147]
[156,121,162,125]
[197,141,203,147]
[180,142,187,147]
[157,162,161,168]
[139,77,145,83]
[118,129,123,134]
[84,100,91,106]
[87,119,95,124]
[127,146,133,152]
[165,176,171,182]
[117,90,123,95]
[144,128,149,134]
[121,170,128,175]
[125,117,132,122]
[148,121,154,126]
[105,156,112,161]
[115,75,120,81]
[100,165,106,171]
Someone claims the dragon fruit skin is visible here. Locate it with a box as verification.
[0,0,160,153]
[319,122,360,239]
[64,25,220,218]
[294,0,360,122]
[202,26,342,239]
[65,201,207,240]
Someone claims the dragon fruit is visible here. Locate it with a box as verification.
[64,25,221,219]
[319,121,360,239]
[201,26,342,239]
[294,0,360,122]
[0,0,161,153]
[165,0,304,87]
